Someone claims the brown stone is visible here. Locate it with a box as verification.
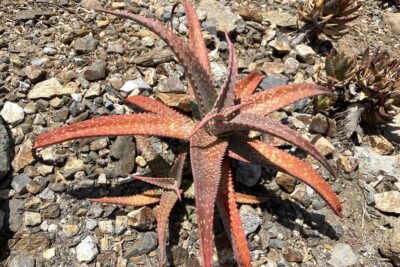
[156,93,191,112]
[369,135,395,155]
[276,172,296,193]
[12,139,35,172]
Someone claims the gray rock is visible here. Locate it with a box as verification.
[125,232,158,258]
[15,9,53,20]
[328,243,358,267]
[373,191,400,214]
[142,36,155,47]
[0,118,10,180]
[132,49,175,67]
[39,188,56,202]
[82,60,106,81]
[43,47,57,56]
[239,205,261,235]
[156,75,186,93]
[0,101,25,125]
[9,254,35,267]
[28,78,77,99]
[110,136,136,177]
[81,0,101,9]
[196,0,244,33]
[295,44,316,64]
[127,207,156,230]
[259,75,289,90]
[76,236,99,263]
[3,199,24,232]
[107,42,124,54]
[284,57,300,75]
[236,162,261,187]
[119,79,151,93]
[11,173,32,194]
[85,218,98,231]
[73,35,98,54]
[264,10,297,28]
[354,146,398,177]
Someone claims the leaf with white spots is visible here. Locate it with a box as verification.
[190,129,228,267]
[157,191,179,267]
[243,84,331,116]
[223,113,336,176]
[126,95,191,121]
[216,160,251,267]
[88,190,162,206]
[129,175,180,198]
[235,192,268,204]
[235,70,264,99]
[35,113,194,148]
[230,137,342,216]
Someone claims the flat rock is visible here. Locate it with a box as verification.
[28,78,77,99]
[76,236,99,263]
[295,44,316,64]
[2,199,23,232]
[0,101,24,125]
[269,38,291,54]
[15,9,53,20]
[110,136,136,177]
[328,243,358,267]
[81,0,101,9]
[156,93,192,112]
[119,79,151,93]
[236,162,261,187]
[12,139,35,172]
[0,118,10,180]
[125,232,157,258]
[14,232,50,254]
[259,75,289,90]
[24,65,46,83]
[374,191,400,214]
[196,0,244,33]
[9,254,35,267]
[132,49,174,67]
[239,205,261,235]
[82,60,106,81]
[264,10,297,28]
[73,35,99,54]
[384,12,400,35]
[354,146,398,177]
[11,173,32,194]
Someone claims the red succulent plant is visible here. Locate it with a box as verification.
[34,1,342,266]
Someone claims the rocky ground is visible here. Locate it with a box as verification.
[0,0,400,266]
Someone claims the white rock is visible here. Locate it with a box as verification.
[99,220,114,234]
[328,243,358,267]
[0,102,25,124]
[120,79,151,93]
[43,248,56,260]
[28,78,77,99]
[24,212,42,226]
[76,236,99,263]
[374,191,400,214]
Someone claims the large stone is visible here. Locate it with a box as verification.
[73,35,99,54]
[384,12,400,35]
[11,173,32,194]
[328,243,358,267]
[354,146,398,177]
[0,118,10,180]
[196,0,244,33]
[239,205,262,235]
[295,44,316,64]
[110,136,136,177]
[0,102,24,125]
[373,191,400,214]
[379,225,400,265]
[132,49,174,67]
[124,232,157,258]
[28,78,77,99]
[156,93,192,112]
[119,79,151,93]
[82,60,106,81]
[127,207,156,230]
[264,10,297,28]
[236,162,261,187]
[9,254,35,267]
[12,139,35,172]
[76,236,99,263]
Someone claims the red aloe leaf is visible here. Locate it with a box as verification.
[223,113,336,176]
[129,175,180,198]
[213,32,238,111]
[235,70,264,99]
[242,84,331,116]
[168,151,187,187]
[88,190,161,206]
[235,192,268,204]
[190,129,228,267]
[157,191,179,267]
[230,138,342,216]
[97,8,214,117]
[216,160,251,267]
[180,0,213,83]
[34,113,194,148]
[126,95,190,121]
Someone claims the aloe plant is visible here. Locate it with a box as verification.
[35,1,342,266]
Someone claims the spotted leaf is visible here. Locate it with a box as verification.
[235,70,264,99]
[88,190,162,206]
